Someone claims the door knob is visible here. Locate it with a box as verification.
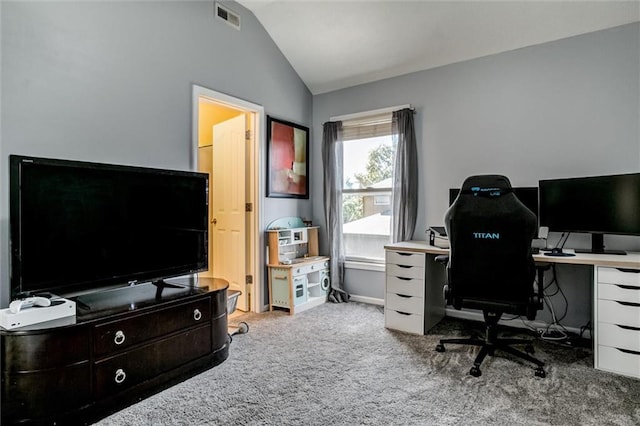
[212,218,217,225]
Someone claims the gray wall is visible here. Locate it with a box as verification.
[312,23,640,327]
[0,1,313,306]
[2,1,638,326]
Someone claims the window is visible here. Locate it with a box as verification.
[342,113,395,262]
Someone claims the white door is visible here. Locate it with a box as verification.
[212,114,248,311]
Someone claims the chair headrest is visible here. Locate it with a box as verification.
[460,175,513,198]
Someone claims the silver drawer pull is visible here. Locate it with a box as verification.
[114,368,127,384]
[193,309,202,321]
[114,330,126,345]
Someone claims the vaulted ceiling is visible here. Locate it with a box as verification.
[237,1,640,94]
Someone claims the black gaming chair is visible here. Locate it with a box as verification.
[435,175,546,378]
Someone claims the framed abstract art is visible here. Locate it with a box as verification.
[266,116,309,199]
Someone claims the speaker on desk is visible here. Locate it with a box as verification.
[532,226,549,250]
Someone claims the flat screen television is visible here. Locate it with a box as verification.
[539,173,640,254]
[449,187,539,224]
[10,155,209,299]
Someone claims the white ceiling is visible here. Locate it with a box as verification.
[237,0,640,95]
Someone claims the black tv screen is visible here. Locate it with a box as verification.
[10,155,209,298]
[539,173,640,238]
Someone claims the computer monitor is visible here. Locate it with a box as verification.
[449,187,539,225]
[539,173,640,254]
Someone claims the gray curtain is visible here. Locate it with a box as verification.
[391,108,418,243]
[322,121,349,303]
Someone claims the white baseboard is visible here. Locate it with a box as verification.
[445,308,590,339]
[346,297,590,338]
[349,295,384,306]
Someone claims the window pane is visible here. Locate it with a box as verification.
[342,193,392,260]
[342,135,394,261]
[343,136,394,190]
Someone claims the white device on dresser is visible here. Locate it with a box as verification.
[9,296,51,313]
[1,297,76,330]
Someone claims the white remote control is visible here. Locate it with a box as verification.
[9,297,52,314]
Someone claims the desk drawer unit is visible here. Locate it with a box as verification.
[385,250,425,334]
[595,266,640,378]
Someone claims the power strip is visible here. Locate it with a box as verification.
[0,299,76,330]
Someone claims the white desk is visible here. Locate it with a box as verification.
[384,241,640,378]
[385,240,640,268]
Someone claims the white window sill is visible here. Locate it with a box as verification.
[344,260,385,272]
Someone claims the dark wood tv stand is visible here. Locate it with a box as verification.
[1,279,229,425]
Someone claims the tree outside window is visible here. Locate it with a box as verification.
[342,136,395,261]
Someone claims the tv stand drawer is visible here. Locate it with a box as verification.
[93,297,212,355]
[93,323,212,398]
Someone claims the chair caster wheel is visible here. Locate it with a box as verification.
[238,322,249,334]
[535,368,546,378]
[525,345,535,354]
[469,366,482,377]
[435,344,445,353]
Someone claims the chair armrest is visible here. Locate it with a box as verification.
[434,254,449,264]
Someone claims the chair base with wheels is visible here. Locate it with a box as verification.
[435,311,546,378]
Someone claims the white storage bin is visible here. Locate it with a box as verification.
[386,293,423,315]
[386,264,424,280]
[386,276,425,297]
[597,345,640,378]
[384,309,424,334]
[598,283,640,304]
[598,322,640,352]
[598,300,640,328]
[598,267,640,288]
[386,251,425,268]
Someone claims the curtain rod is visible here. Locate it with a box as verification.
[329,104,413,122]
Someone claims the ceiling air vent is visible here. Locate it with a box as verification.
[215,2,241,30]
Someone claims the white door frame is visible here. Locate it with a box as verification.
[192,84,266,313]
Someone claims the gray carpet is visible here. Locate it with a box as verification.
[95,302,640,425]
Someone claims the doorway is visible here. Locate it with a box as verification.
[192,85,264,313]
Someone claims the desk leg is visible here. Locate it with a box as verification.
[424,254,446,332]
